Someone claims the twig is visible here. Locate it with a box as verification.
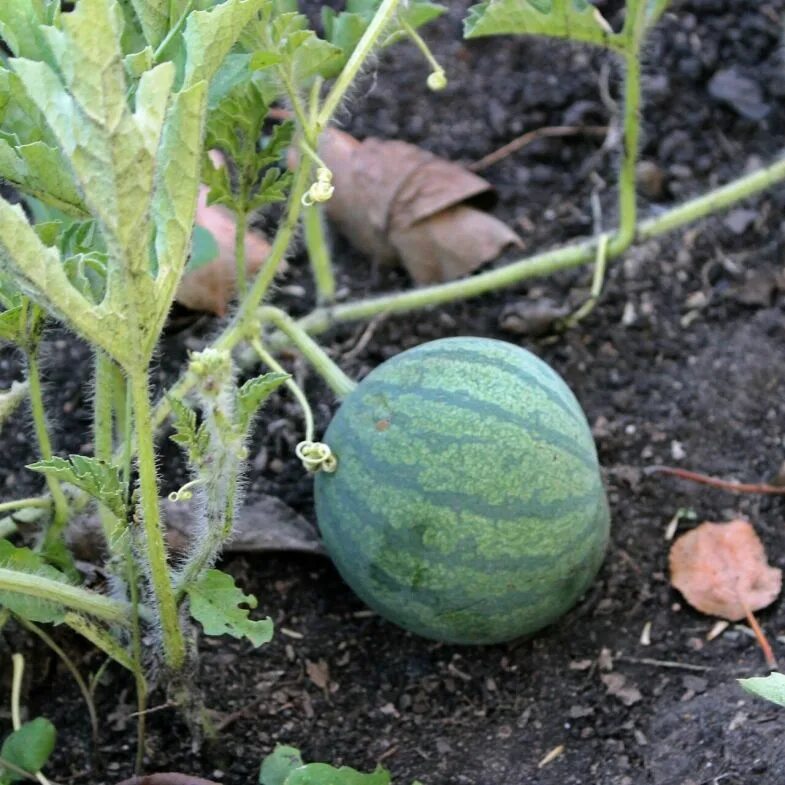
[468,125,608,172]
[645,466,785,495]
[742,604,778,669]
[115,776,220,785]
[615,656,712,672]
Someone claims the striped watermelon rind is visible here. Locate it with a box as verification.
[314,337,610,644]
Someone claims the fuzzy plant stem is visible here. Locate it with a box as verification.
[611,0,646,255]
[251,337,315,442]
[129,371,185,669]
[25,350,69,534]
[0,568,131,623]
[94,352,123,557]
[258,306,356,397]
[0,497,51,515]
[234,209,249,299]
[303,205,335,303]
[316,0,403,130]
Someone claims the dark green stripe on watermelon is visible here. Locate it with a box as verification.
[314,337,610,644]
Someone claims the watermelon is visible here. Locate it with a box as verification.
[314,337,609,644]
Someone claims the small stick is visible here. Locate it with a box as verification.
[645,465,785,495]
[469,125,608,172]
[615,656,712,672]
[742,603,778,669]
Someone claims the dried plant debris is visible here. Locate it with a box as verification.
[318,129,522,284]
[669,519,782,622]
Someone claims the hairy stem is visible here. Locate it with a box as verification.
[612,50,641,253]
[0,569,130,624]
[0,497,51,515]
[234,209,249,299]
[94,352,123,558]
[129,371,184,669]
[26,350,69,534]
[258,306,356,397]
[317,0,403,129]
[303,205,335,303]
[251,337,315,442]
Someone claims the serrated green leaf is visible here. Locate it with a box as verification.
[27,455,127,520]
[0,718,56,782]
[186,568,273,647]
[259,746,305,785]
[464,0,622,50]
[236,371,288,430]
[168,395,209,465]
[739,672,785,708]
[0,540,70,623]
[248,167,291,210]
[62,252,108,305]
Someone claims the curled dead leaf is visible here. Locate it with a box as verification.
[317,129,522,284]
[175,186,273,316]
[669,519,782,621]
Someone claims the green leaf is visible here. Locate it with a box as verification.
[182,0,269,90]
[186,568,273,647]
[0,0,59,61]
[27,455,127,520]
[188,225,220,271]
[236,371,289,431]
[259,746,305,785]
[0,718,56,782]
[0,306,24,343]
[259,748,391,785]
[464,0,622,51]
[739,672,785,708]
[168,395,209,466]
[284,764,391,785]
[126,0,169,49]
[0,540,71,623]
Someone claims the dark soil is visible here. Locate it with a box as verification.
[2,1,785,783]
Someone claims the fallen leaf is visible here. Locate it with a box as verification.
[175,184,272,316]
[601,672,643,706]
[67,495,324,561]
[305,658,330,690]
[316,129,522,284]
[669,519,782,621]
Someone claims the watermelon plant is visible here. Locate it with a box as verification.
[0,0,783,779]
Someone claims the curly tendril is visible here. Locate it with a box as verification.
[296,440,337,474]
[302,168,335,207]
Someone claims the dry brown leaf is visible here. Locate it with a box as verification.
[67,495,324,562]
[669,519,782,621]
[175,185,272,316]
[317,129,522,284]
[305,658,330,690]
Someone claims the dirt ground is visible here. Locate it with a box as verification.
[1,0,785,783]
